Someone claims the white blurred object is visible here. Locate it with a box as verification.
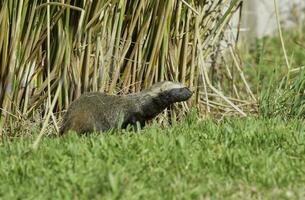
[240,0,304,39]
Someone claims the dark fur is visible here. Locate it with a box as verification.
[60,81,192,134]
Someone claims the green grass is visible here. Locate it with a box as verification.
[243,30,305,88]
[1,117,305,199]
[241,28,305,119]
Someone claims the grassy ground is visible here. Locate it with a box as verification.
[1,117,305,199]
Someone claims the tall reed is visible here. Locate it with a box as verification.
[0,0,255,135]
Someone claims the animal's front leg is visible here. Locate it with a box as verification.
[122,113,144,132]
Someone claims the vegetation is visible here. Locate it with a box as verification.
[1,0,305,199]
[242,28,305,119]
[1,117,305,199]
[0,0,254,136]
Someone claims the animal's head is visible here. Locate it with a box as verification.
[146,81,193,103]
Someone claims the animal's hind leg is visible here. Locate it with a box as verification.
[68,113,96,134]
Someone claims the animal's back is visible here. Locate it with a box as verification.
[60,92,130,134]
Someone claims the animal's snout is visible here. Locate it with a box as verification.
[178,87,193,101]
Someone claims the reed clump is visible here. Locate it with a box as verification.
[0,0,256,136]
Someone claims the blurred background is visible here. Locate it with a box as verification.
[242,0,304,39]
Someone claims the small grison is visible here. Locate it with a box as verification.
[60,81,192,134]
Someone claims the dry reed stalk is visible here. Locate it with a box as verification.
[0,0,256,138]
